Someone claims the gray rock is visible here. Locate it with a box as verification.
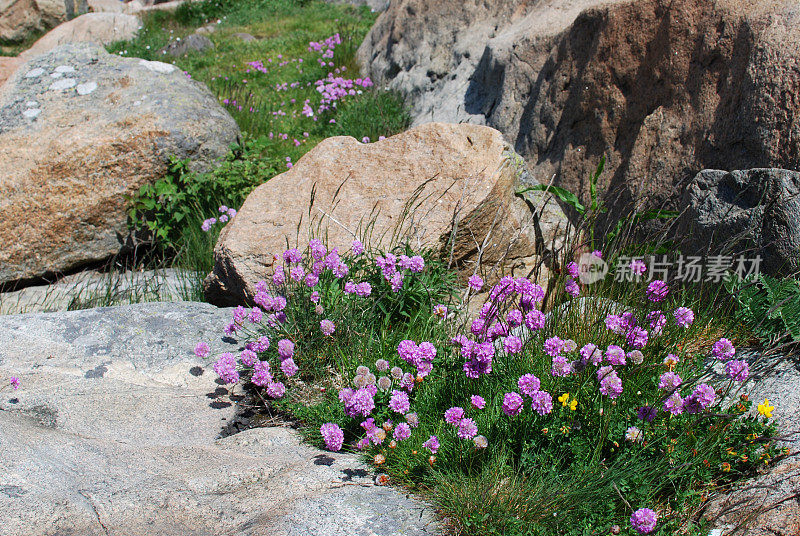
[162,33,214,57]
[232,32,256,42]
[0,302,439,535]
[0,43,239,286]
[703,350,800,535]
[324,0,389,11]
[679,169,800,275]
[0,268,192,314]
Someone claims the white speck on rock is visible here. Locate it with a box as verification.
[49,78,77,91]
[138,59,176,74]
[77,82,98,96]
[133,100,142,106]
[25,101,38,107]
[25,68,45,78]
[22,108,41,119]
[50,72,63,79]
[54,65,76,73]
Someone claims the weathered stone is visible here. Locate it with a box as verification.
[360,0,800,234]
[704,352,800,536]
[205,123,568,306]
[162,33,214,57]
[87,0,124,12]
[231,32,256,42]
[679,169,800,275]
[324,0,389,11]
[0,302,439,535]
[0,43,239,285]
[20,12,141,59]
[0,0,88,42]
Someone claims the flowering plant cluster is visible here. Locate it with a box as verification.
[201,205,237,232]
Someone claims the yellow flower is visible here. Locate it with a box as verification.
[558,393,570,406]
[757,399,774,418]
[569,399,578,411]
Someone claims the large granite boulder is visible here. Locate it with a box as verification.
[0,0,88,42]
[0,43,239,285]
[679,169,800,275]
[359,0,800,231]
[204,123,569,306]
[0,302,438,535]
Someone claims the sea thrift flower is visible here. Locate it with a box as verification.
[344,281,357,294]
[468,275,484,291]
[581,343,603,366]
[630,258,647,275]
[504,335,523,354]
[305,273,319,288]
[343,387,376,417]
[445,407,465,425]
[725,359,749,382]
[377,376,392,391]
[663,392,684,415]
[194,342,210,358]
[544,337,564,357]
[240,349,258,367]
[266,381,286,398]
[351,240,364,255]
[355,282,372,297]
[320,319,336,336]
[320,422,344,451]
[605,345,627,366]
[637,406,658,423]
[470,395,486,409]
[309,239,327,260]
[518,374,541,396]
[278,339,295,360]
[272,268,286,286]
[253,336,270,352]
[250,360,272,386]
[281,358,299,377]
[673,307,694,328]
[393,422,412,441]
[599,371,623,398]
[551,355,572,377]
[502,392,524,416]
[405,412,419,428]
[389,390,411,413]
[530,390,553,415]
[248,307,263,324]
[375,359,389,372]
[423,435,440,454]
[646,280,669,302]
[663,353,679,366]
[630,508,658,534]
[658,371,682,391]
[646,310,667,335]
[627,350,644,365]
[605,314,626,335]
[290,265,306,281]
[506,309,523,327]
[213,353,239,384]
[473,435,488,449]
[433,304,448,319]
[457,418,478,439]
[310,291,321,304]
[565,277,580,297]
[625,426,643,443]
[712,338,736,360]
[626,326,649,349]
[566,261,579,278]
[283,248,302,264]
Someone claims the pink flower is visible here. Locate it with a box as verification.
[444,407,464,425]
[320,319,336,336]
[423,435,440,454]
[646,280,669,302]
[630,508,657,534]
[281,358,299,377]
[457,418,478,439]
[673,307,694,328]
[321,422,344,451]
[389,390,411,413]
[530,390,553,415]
[393,422,412,441]
[468,275,484,291]
[194,342,210,358]
[503,335,523,354]
[470,395,486,409]
[518,374,541,396]
[502,392,524,416]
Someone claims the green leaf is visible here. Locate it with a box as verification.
[516,184,586,214]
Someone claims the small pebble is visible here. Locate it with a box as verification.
[54,65,76,73]
[22,108,41,119]
[49,78,77,91]
[24,68,44,78]
[50,72,63,79]
[76,81,98,96]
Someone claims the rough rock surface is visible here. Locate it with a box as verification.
[704,351,800,535]
[0,43,239,285]
[0,302,439,536]
[0,0,87,42]
[87,0,124,12]
[162,33,214,57]
[359,0,800,228]
[324,0,389,12]
[0,268,189,314]
[22,12,141,58]
[205,123,568,306]
[679,169,800,275]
